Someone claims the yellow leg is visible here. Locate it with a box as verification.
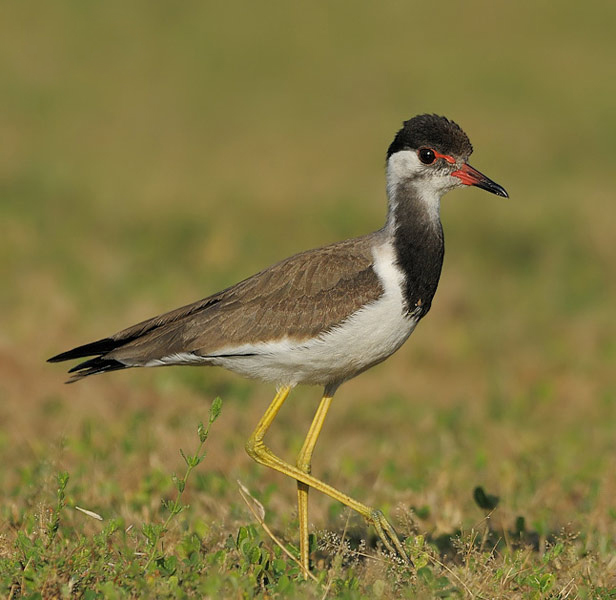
[296,394,333,573]
[245,386,410,572]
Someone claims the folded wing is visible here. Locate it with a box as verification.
[49,234,385,381]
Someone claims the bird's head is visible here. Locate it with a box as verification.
[386,114,508,205]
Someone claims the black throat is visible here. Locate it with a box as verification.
[390,182,445,319]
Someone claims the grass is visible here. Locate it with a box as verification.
[1,0,616,597]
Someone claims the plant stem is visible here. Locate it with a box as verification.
[143,397,222,571]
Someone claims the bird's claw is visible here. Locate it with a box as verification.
[369,509,411,565]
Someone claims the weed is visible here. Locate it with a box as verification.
[143,396,222,571]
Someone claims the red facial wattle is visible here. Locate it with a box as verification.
[433,150,456,164]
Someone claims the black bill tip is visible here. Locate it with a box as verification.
[475,178,509,198]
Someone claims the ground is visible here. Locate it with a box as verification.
[1,2,616,598]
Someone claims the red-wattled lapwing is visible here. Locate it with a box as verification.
[49,114,508,572]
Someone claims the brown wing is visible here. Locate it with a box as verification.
[110,233,383,362]
[50,232,385,377]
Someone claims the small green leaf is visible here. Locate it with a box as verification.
[249,546,262,564]
[272,558,286,574]
[198,421,207,443]
[142,523,164,546]
[57,471,70,493]
[417,566,434,583]
[539,573,555,593]
[236,526,249,547]
[172,474,186,493]
[209,396,223,423]
[276,574,291,593]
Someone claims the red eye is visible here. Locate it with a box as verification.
[418,148,436,165]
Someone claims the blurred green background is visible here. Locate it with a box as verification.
[1,0,615,589]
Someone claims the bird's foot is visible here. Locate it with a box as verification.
[369,509,411,565]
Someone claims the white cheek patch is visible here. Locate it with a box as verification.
[386,150,421,199]
[386,150,445,221]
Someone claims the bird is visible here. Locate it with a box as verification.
[49,114,508,574]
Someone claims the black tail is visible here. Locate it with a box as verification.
[48,338,121,363]
[48,337,129,383]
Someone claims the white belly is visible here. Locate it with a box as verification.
[212,303,416,387]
